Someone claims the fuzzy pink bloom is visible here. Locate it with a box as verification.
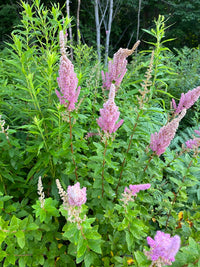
[145,231,181,266]
[121,183,151,206]
[97,84,124,134]
[185,127,200,149]
[172,86,200,114]
[150,109,186,156]
[56,30,80,111]
[67,182,87,207]
[124,184,151,196]
[102,41,140,90]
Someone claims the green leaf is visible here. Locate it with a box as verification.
[15,230,25,249]
[0,231,7,243]
[88,239,102,254]
[134,251,150,267]
[77,234,88,258]
[84,251,100,267]
[18,257,26,267]
[26,222,39,231]
[125,231,134,252]
[0,251,6,262]
[84,230,101,240]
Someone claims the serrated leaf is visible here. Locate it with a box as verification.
[84,251,100,267]
[88,239,102,254]
[0,231,7,243]
[84,230,101,240]
[15,230,25,249]
[77,235,87,258]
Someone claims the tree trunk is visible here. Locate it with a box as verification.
[104,0,113,67]
[94,0,101,62]
[66,0,73,60]
[77,0,81,44]
[136,0,142,42]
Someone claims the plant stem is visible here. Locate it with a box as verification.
[144,153,155,172]
[69,111,78,180]
[102,138,108,197]
[115,112,140,198]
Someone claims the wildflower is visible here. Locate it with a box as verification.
[102,41,140,90]
[56,179,86,228]
[121,183,151,206]
[97,84,124,134]
[172,86,200,114]
[37,176,45,208]
[67,182,87,207]
[150,109,186,156]
[0,115,9,140]
[185,127,200,150]
[144,231,181,267]
[56,30,80,111]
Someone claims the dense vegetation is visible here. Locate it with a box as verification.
[0,0,200,266]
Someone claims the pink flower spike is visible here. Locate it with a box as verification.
[194,129,200,136]
[172,86,200,114]
[171,98,177,110]
[102,41,140,90]
[67,182,87,207]
[145,231,181,266]
[150,109,186,156]
[121,183,151,206]
[56,30,80,111]
[185,139,198,149]
[185,127,200,150]
[128,183,151,196]
[97,84,124,134]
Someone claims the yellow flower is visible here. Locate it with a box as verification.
[127,258,134,265]
[110,251,114,257]
[178,211,183,221]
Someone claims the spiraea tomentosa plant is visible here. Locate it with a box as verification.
[1,2,200,266]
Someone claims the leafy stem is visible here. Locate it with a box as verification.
[115,112,141,198]
[102,137,108,197]
[69,111,78,180]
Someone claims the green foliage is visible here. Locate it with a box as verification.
[0,1,200,266]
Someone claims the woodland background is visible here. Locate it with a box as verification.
[1,0,200,53]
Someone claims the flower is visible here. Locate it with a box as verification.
[121,183,151,206]
[172,86,200,114]
[67,182,87,207]
[37,176,45,208]
[185,127,200,150]
[102,41,140,90]
[56,30,80,111]
[150,109,186,156]
[144,231,181,266]
[56,180,87,228]
[124,184,151,196]
[97,84,124,134]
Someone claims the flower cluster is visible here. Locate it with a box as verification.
[0,115,9,140]
[185,127,200,150]
[172,86,200,114]
[37,176,45,208]
[97,84,124,135]
[56,30,80,111]
[56,180,87,228]
[67,182,87,206]
[121,183,151,206]
[144,231,181,267]
[150,109,186,156]
[102,41,140,90]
